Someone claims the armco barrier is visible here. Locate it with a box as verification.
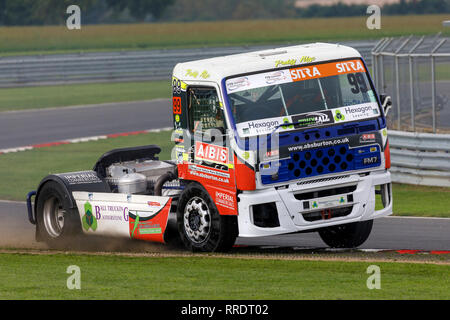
[389,130,450,187]
[0,41,375,88]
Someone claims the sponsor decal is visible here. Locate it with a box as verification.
[129,211,164,238]
[215,191,235,210]
[60,171,102,185]
[309,196,347,210]
[348,132,382,149]
[283,132,382,158]
[148,201,161,207]
[248,120,279,130]
[189,165,230,177]
[291,110,334,128]
[290,59,366,83]
[360,133,376,143]
[335,60,365,73]
[227,59,367,94]
[188,165,230,184]
[226,77,250,92]
[90,205,130,222]
[265,71,287,84]
[81,202,97,231]
[274,56,316,68]
[334,110,345,121]
[281,117,294,129]
[332,102,380,123]
[238,103,380,138]
[298,56,316,64]
[195,142,229,165]
[275,59,296,67]
[285,137,350,154]
[185,69,210,79]
[237,117,284,136]
[130,213,162,237]
[138,224,162,235]
[290,66,321,81]
[265,149,279,158]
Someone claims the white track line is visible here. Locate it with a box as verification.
[1,98,170,115]
[0,200,26,204]
[0,127,172,155]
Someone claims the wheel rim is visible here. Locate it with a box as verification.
[183,196,211,244]
[43,196,65,238]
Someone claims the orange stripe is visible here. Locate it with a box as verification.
[290,59,366,82]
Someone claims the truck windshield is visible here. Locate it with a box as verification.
[225,59,381,137]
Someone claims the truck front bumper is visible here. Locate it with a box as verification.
[237,170,392,237]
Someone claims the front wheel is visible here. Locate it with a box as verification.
[177,183,238,252]
[318,220,373,248]
[36,181,81,247]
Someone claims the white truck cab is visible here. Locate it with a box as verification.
[171,42,392,248]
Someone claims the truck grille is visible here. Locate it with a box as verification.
[261,144,381,184]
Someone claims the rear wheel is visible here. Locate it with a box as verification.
[318,220,373,248]
[36,182,81,247]
[177,183,237,252]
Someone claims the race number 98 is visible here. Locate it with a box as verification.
[173,79,181,94]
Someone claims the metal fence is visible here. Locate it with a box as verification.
[372,34,450,187]
[0,41,376,88]
[372,34,450,133]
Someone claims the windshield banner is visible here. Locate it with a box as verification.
[236,102,380,137]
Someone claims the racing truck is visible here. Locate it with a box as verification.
[27,42,393,252]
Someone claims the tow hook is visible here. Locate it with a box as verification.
[27,191,37,225]
[321,209,332,220]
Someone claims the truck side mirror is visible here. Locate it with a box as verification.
[380,94,392,116]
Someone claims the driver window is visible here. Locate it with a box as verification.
[188,87,226,133]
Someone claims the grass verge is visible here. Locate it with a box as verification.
[0,81,170,112]
[0,15,448,56]
[0,130,173,201]
[0,130,449,217]
[0,252,448,299]
[384,184,450,218]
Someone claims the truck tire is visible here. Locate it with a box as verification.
[177,183,238,252]
[36,181,81,247]
[318,220,373,248]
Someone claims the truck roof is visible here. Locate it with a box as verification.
[172,42,362,84]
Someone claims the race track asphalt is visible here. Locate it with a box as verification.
[0,99,172,150]
[1,201,448,251]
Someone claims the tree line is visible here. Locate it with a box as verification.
[0,0,448,26]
